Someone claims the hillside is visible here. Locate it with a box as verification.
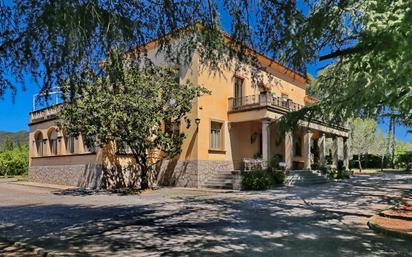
[0,130,29,147]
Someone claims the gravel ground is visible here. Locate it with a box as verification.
[0,173,411,257]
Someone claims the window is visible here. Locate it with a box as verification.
[65,135,75,154]
[281,93,289,100]
[234,77,244,98]
[34,133,43,157]
[49,129,58,155]
[210,121,223,150]
[165,120,180,138]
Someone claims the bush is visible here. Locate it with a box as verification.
[328,166,351,180]
[0,144,28,176]
[271,171,286,184]
[241,169,272,190]
[270,154,282,170]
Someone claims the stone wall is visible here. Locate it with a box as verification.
[156,159,236,188]
[156,160,199,188]
[29,159,238,189]
[197,160,235,186]
[29,164,103,189]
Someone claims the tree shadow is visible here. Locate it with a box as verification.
[1,173,412,256]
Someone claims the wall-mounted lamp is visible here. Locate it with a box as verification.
[195,118,201,126]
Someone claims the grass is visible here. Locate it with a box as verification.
[352,168,411,174]
[0,175,28,181]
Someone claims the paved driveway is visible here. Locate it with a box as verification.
[0,173,411,256]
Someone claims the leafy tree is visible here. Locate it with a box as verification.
[284,0,412,130]
[369,129,389,171]
[58,62,209,190]
[1,1,410,129]
[1,137,14,151]
[349,118,377,171]
[0,142,28,177]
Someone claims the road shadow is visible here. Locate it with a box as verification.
[0,173,411,256]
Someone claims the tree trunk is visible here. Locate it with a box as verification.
[380,154,385,172]
[358,154,362,172]
[140,167,150,190]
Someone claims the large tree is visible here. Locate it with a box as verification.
[59,61,208,189]
[349,118,377,171]
[1,1,411,162]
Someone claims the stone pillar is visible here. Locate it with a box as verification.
[285,131,293,170]
[303,129,313,170]
[332,136,338,167]
[343,137,349,168]
[319,133,326,165]
[262,119,271,167]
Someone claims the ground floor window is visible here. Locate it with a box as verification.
[34,133,43,157]
[210,121,224,150]
[65,136,75,154]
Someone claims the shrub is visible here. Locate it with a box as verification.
[241,169,272,190]
[0,145,28,176]
[270,154,282,170]
[328,166,351,179]
[271,171,286,184]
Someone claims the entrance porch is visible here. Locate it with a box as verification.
[229,119,349,171]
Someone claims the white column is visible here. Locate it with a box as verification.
[285,131,293,170]
[332,136,338,167]
[304,129,313,170]
[319,133,326,165]
[343,137,349,168]
[262,119,271,167]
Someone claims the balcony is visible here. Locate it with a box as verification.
[29,105,60,124]
[228,92,304,113]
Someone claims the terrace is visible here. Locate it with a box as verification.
[228,92,304,113]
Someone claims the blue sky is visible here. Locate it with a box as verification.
[0,2,410,142]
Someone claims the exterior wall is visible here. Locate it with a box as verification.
[195,51,309,166]
[29,164,103,188]
[28,36,348,188]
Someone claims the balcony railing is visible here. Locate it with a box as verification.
[29,105,60,123]
[228,92,304,112]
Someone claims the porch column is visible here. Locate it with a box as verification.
[343,137,349,168]
[303,129,313,170]
[332,136,339,167]
[285,131,293,170]
[319,133,326,165]
[262,119,271,167]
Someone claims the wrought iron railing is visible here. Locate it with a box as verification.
[228,92,304,112]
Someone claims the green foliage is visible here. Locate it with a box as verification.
[271,171,287,185]
[270,154,282,170]
[328,166,351,180]
[312,0,412,124]
[0,142,28,176]
[59,64,209,189]
[241,169,272,190]
[394,144,412,170]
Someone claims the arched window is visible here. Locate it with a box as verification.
[48,128,59,155]
[34,132,44,157]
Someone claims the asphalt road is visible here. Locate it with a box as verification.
[0,173,411,256]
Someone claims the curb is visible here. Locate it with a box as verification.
[368,216,412,241]
[380,211,412,221]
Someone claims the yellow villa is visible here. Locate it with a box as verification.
[28,32,349,189]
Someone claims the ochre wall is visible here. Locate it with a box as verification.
[194,52,308,163]
[29,43,310,168]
